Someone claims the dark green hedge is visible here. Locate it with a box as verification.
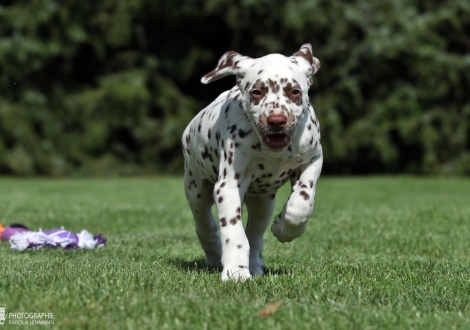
[0,0,469,175]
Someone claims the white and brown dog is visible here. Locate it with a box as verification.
[182,44,323,281]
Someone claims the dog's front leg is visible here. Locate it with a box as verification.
[272,150,323,243]
[214,176,251,281]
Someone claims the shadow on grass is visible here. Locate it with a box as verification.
[263,266,290,276]
[169,257,289,276]
[169,257,222,274]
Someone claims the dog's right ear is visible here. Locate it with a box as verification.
[201,51,254,84]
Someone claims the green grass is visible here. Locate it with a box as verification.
[1,176,469,329]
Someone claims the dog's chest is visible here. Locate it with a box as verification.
[244,155,302,195]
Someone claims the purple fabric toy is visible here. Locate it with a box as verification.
[1,225,30,241]
[3,225,106,251]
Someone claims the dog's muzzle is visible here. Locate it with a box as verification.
[260,113,291,150]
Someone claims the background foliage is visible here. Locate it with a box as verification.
[0,0,469,176]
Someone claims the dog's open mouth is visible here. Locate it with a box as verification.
[262,133,290,150]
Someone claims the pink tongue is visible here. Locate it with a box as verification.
[263,134,289,149]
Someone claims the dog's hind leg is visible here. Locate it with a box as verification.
[184,168,222,267]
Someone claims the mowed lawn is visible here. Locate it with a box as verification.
[0,176,469,329]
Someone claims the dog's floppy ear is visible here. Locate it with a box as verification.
[201,51,254,84]
[292,43,320,76]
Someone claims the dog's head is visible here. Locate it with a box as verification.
[202,44,320,151]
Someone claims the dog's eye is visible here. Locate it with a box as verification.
[251,89,263,98]
[292,89,301,97]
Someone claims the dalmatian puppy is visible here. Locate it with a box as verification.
[182,44,323,281]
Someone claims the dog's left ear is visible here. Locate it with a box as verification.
[292,43,321,78]
[201,51,254,84]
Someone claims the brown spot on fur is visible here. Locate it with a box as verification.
[201,146,213,162]
[238,128,251,138]
[300,191,310,200]
[267,79,280,94]
[252,142,262,150]
[220,218,227,227]
[245,82,252,92]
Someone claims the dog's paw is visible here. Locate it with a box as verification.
[205,255,222,268]
[249,256,264,276]
[249,265,264,276]
[221,267,252,282]
[271,217,306,243]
